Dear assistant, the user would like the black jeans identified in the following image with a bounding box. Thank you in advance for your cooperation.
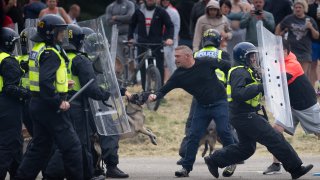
[15,97,83,180]
[210,112,302,173]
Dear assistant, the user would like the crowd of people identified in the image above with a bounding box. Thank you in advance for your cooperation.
[0,0,320,179]
[1,0,320,90]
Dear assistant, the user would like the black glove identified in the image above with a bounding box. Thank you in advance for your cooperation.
[257,83,264,93]
[4,85,31,101]
[120,87,127,96]
[140,91,151,103]
[102,91,110,101]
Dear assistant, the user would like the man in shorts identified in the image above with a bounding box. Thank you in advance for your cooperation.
[263,39,320,175]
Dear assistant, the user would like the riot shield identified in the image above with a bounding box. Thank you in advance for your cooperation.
[78,19,130,136]
[24,19,38,52]
[109,25,119,65]
[256,21,293,130]
[8,23,22,56]
[97,15,118,65]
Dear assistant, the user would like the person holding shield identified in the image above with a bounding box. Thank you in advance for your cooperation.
[263,39,320,175]
[203,42,313,179]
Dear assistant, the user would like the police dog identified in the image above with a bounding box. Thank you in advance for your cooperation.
[121,101,157,145]
[199,120,220,157]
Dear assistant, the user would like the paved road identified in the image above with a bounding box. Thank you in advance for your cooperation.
[6,155,320,179]
[117,155,320,180]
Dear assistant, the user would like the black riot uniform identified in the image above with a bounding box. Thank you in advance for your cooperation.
[44,24,110,180]
[0,27,30,180]
[15,15,83,180]
[204,42,313,179]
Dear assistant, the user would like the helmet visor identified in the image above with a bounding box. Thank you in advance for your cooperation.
[12,36,22,56]
[54,25,69,46]
[247,52,260,71]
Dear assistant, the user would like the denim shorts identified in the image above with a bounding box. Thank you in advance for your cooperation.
[312,42,320,61]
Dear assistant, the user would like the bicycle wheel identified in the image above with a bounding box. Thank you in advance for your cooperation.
[145,65,162,111]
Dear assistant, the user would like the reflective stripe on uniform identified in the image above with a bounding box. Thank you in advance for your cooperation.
[67,52,81,91]
[226,66,262,107]
[29,43,68,93]
[194,46,226,84]
[0,52,11,92]
[17,54,30,88]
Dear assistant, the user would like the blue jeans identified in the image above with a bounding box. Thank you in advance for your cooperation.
[182,99,234,171]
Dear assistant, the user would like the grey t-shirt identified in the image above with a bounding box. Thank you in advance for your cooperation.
[280,14,319,61]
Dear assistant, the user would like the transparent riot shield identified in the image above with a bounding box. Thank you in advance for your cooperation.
[110,25,119,65]
[97,15,118,65]
[24,19,38,52]
[78,19,130,136]
[257,21,293,130]
[8,23,22,56]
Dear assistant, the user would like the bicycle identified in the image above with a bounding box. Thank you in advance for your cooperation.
[117,41,164,111]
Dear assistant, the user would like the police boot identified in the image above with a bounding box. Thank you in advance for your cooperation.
[90,175,105,180]
[291,164,313,179]
[106,165,129,178]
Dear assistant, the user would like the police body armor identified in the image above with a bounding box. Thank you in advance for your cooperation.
[226,66,262,107]
[66,52,81,92]
[0,52,11,92]
[17,54,30,89]
[194,46,226,84]
[29,42,68,93]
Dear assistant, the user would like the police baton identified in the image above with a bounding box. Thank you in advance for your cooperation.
[57,78,95,113]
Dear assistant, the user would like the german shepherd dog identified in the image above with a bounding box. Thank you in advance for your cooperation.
[121,101,157,145]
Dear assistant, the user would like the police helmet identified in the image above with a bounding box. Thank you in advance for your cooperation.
[202,29,221,48]
[83,32,105,53]
[81,27,95,36]
[65,24,85,51]
[233,42,258,66]
[31,14,67,43]
[0,27,20,53]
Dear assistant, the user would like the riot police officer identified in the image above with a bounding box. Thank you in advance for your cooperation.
[194,29,230,84]
[0,27,30,180]
[15,14,84,180]
[82,27,130,179]
[44,24,110,180]
[204,42,313,179]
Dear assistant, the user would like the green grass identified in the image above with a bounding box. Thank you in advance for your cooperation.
[119,88,320,157]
